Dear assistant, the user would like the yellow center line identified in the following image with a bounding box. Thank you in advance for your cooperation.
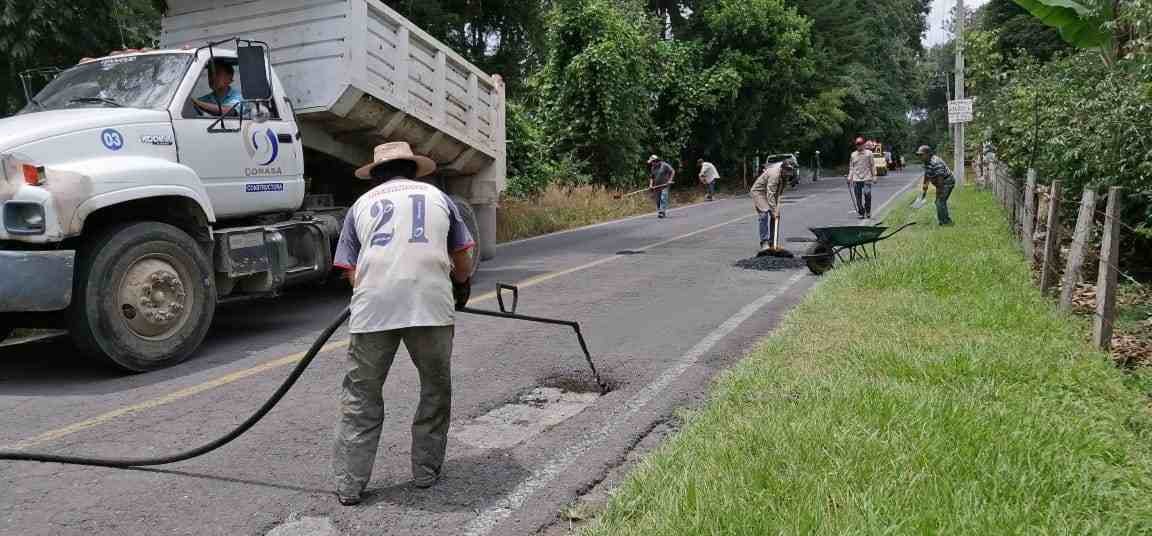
[2,214,752,452]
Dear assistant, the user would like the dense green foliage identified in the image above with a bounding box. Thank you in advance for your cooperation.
[925,0,1152,270]
[0,0,164,114]
[387,0,930,191]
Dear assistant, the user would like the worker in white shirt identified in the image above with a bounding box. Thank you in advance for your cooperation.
[331,142,476,506]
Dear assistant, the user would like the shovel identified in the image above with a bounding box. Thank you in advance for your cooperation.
[756,207,795,258]
[911,192,927,210]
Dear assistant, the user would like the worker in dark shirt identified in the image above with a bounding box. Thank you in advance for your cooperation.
[647,155,675,219]
[917,145,955,225]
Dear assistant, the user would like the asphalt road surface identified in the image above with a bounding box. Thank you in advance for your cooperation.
[0,170,920,536]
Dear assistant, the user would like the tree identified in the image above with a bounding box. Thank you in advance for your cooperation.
[0,0,164,115]
[535,0,661,185]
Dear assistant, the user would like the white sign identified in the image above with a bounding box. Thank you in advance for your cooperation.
[948,99,974,124]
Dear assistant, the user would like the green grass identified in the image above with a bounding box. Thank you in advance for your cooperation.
[586,187,1152,535]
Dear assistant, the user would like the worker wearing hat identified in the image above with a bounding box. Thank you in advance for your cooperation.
[917,145,955,225]
[332,142,476,505]
[847,137,877,219]
[750,157,797,253]
[647,155,676,218]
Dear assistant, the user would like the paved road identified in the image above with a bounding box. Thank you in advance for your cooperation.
[0,171,919,536]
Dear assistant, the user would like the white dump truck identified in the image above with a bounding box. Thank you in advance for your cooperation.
[0,0,506,370]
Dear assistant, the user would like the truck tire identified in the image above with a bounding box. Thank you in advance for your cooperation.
[70,222,217,371]
[449,195,482,280]
[0,325,12,344]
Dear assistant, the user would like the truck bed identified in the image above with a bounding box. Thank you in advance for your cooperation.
[160,0,506,183]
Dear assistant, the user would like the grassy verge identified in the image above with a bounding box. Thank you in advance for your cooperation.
[497,184,708,243]
[586,187,1152,534]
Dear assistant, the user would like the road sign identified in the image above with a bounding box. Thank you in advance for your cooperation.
[948,99,974,124]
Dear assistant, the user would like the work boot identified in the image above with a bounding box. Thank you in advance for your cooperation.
[657,211,666,219]
[336,490,362,506]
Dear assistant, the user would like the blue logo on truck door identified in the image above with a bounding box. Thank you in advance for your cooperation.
[101,129,124,151]
[243,124,279,166]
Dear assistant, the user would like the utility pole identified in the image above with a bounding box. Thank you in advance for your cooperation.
[954,0,966,186]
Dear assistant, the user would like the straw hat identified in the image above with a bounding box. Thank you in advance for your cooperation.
[355,142,437,180]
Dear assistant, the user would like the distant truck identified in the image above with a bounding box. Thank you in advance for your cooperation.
[871,142,888,176]
[0,0,506,370]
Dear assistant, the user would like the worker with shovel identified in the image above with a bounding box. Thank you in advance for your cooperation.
[751,157,798,255]
[331,142,476,506]
[917,144,955,225]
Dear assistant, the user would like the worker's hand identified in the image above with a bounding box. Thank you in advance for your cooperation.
[453,278,472,311]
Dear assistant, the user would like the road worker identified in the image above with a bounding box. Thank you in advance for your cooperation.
[917,145,956,225]
[648,155,676,218]
[331,142,476,506]
[848,137,877,219]
[750,157,797,253]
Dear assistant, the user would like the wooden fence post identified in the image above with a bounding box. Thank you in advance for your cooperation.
[1039,180,1062,294]
[1022,170,1037,262]
[1058,189,1098,312]
[1093,187,1122,350]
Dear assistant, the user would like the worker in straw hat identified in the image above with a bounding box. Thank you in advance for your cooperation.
[332,141,476,505]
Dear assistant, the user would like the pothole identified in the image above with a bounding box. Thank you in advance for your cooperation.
[540,372,620,394]
[733,255,807,271]
[452,385,602,450]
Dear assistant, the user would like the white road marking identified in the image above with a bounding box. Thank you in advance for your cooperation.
[461,272,807,536]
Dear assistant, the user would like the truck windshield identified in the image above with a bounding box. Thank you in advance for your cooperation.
[21,54,191,113]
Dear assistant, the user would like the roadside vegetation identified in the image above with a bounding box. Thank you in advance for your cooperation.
[497,185,709,242]
[585,188,1152,534]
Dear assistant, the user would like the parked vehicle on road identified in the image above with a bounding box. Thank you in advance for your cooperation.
[0,0,506,370]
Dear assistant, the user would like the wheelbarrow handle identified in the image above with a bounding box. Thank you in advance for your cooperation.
[877,222,917,241]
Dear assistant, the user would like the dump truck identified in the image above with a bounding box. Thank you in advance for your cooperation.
[0,0,506,370]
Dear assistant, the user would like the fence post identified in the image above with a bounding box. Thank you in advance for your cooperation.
[1093,187,1122,350]
[1058,189,1098,312]
[1022,170,1037,262]
[1012,177,1024,237]
[1039,180,1062,294]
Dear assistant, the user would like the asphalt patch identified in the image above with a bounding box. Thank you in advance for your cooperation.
[733,255,807,271]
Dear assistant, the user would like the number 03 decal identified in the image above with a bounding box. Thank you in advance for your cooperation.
[369,195,429,248]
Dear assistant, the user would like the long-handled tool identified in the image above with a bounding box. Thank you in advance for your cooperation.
[460,284,607,394]
[0,285,606,469]
[613,182,675,200]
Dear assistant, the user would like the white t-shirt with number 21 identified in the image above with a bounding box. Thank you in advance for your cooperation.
[334,178,475,334]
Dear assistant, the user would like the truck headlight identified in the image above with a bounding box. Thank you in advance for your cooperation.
[3,202,46,235]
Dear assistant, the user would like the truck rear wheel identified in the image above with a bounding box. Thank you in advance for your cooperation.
[70,222,216,371]
[450,195,482,280]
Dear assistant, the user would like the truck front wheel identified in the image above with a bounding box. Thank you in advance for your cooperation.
[70,222,217,371]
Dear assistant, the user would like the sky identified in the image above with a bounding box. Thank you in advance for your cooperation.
[924,0,990,47]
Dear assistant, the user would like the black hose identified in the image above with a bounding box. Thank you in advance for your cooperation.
[0,308,350,469]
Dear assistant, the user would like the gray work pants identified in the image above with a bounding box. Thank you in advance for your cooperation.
[333,326,454,495]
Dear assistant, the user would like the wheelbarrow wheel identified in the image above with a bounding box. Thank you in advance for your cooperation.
[803,243,835,275]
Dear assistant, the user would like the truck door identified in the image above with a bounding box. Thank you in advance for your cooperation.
[170,56,304,219]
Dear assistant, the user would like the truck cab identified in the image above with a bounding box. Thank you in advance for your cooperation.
[2,44,356,370]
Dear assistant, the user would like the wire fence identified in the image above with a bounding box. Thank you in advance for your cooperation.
[985,154,1148,352]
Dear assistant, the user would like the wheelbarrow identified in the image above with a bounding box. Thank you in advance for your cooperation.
[798,222,916,275]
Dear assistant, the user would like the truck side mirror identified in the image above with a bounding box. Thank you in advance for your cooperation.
[237,45,272,101]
